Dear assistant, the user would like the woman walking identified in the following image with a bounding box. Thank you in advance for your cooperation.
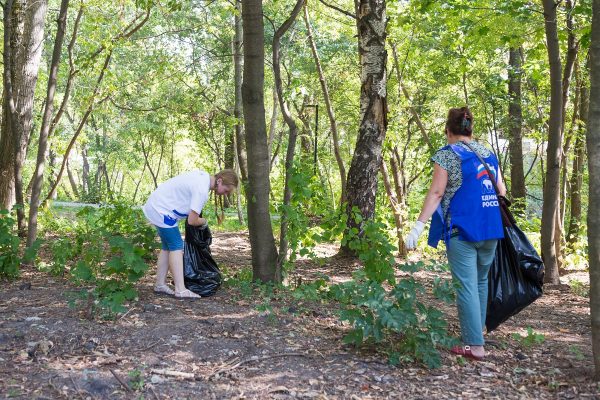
[405,107,505,360]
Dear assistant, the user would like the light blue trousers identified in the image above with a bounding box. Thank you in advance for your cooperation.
[446,237,498,346]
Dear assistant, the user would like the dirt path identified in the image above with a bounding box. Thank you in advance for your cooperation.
[0,231,597,399]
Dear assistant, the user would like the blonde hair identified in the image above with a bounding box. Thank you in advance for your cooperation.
[215,169,239,187]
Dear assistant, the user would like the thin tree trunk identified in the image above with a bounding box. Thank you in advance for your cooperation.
[66,160,79,199]
[304,3,346,202]
[541,0,564,284]
[342,0,388,254]
[380,159,405,256]
[567,73,588,245]
[242,0,279,283]
[554,0,580,269]
[140,137,158,189]
[132,163,147,204]
[26,0,69,247]
[508,46,526,209]
[561,0,579,135]
[268,86,279,163]
[390,145,405,205]
[390,43,433,153]
[587,0,600,378]
[233,0,248,183]
[232,129,245,225]
[273,0,305,271]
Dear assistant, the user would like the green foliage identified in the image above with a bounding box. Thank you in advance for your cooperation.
[290,275,330,302]
[512,327,545,348]
[256,299,278,325]
[0,209,21,279]
[223,266,255,299]
[321,212,456,368]
[128,368,145,391]
[39,238,76,276]
[62,203,157,317]
[0,208,42,280]
[281,160,333,272]
[331,267,456,368]
[568,279,590,298]
[568,345,585,361]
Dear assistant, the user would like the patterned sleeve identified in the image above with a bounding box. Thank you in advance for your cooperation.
[431,148,459,172]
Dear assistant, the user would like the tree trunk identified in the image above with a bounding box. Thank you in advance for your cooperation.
[507,46,526,209]
[233,0,248,183]
[567,75,588,246]
[242,0,279,283]
[561,0,579,135]
[66,160,79,199]
[587,0,600,379]
[232,130,245,225]
[380,159,405,256]
[0,0,48,231]
[341,0,387,254]
[267,87,279,163]
[304,4,347,203]
[554,0,580,269]
[26,0,69,247]
[541,0,563,284]
[273,0,305,271]
[390,43,433,153]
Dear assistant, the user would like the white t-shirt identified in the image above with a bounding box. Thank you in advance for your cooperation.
[143,170,210,228]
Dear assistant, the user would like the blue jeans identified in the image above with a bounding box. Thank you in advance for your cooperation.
[446,237,498,346]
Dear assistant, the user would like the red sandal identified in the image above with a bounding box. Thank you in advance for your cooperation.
[450,345,485,361]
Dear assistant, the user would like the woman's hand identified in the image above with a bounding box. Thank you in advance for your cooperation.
[188,210,207,227]
[405,221,426,250]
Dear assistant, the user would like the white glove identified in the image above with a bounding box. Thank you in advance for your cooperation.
[405,221,426,250]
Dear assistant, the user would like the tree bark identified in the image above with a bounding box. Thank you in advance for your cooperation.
[342,0,387,254]
[554,0,580,269]
[541,0,563,284]
[304,4,346,202]
[273,0,305,271]
[233,0,248,183]
[66,160,79,199]
[588,0,600,379]
[380,159,405,256]
[507,46,526,209]
[242,0,279,283]
[567,72,588,246]
[0,0,48,234]
[26,0,69,247]
[561,0,579,135]
[267,87,279,163]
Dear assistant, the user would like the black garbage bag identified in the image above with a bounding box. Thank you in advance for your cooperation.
[486,203,545,331]
[183,221,222,297]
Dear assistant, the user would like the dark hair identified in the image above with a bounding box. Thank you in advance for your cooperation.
[445,107,473,136]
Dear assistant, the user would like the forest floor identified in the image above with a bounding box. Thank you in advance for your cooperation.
[0,230,597,399]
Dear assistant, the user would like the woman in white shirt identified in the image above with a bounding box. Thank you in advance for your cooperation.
[143,169,238,299]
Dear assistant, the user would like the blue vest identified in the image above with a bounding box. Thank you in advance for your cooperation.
[428,143,504,248]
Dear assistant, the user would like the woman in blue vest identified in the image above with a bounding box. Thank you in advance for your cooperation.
[404,107,506,361]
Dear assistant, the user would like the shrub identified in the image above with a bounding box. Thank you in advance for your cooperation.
[0,209,21,279]
[66,202,157,317]
[0,208,41,279]
[316,210,457,368]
